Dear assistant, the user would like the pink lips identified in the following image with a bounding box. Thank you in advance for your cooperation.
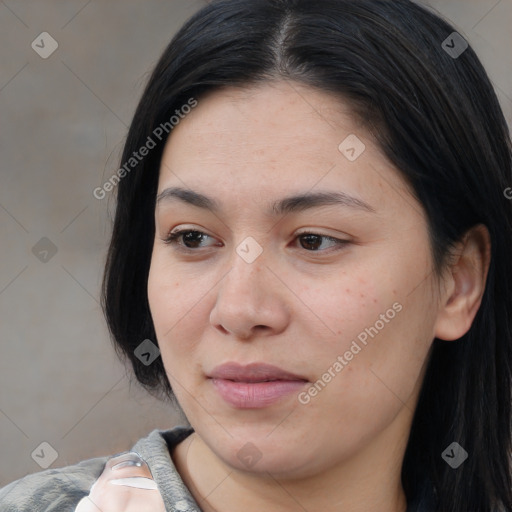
[208,362,308,409]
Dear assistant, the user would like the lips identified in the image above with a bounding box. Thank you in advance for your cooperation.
[208,362,308,383]
[208,362,308,408]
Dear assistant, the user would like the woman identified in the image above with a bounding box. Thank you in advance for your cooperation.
[1,0,511,510]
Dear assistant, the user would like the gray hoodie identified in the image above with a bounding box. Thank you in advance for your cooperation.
[0,426,199,512]
[0,425,435,511]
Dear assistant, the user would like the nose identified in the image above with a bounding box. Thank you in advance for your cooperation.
[209,249,290,340]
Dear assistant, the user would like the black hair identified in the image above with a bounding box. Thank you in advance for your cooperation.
[101,1,512,510]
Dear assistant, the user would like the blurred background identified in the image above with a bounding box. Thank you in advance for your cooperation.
[0,0,511,484]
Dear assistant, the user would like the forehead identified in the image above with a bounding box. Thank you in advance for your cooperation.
[157,81,413,214]
[163,82,357,170]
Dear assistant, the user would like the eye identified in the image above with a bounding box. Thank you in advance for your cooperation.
[295,232,349,252]
[163,229,220,250]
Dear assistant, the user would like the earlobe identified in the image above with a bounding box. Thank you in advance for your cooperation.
[434,224,491,342]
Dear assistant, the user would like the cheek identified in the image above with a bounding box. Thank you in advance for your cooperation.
[294,251,433,400]
[147,258,214,409]
[290,265,390,355]
[147,255,208,360]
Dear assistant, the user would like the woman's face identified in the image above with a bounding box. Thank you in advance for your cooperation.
[148,81,441,478]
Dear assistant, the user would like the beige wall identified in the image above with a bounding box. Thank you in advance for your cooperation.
[1,0,511,484]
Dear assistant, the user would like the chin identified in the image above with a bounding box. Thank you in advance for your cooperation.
[208,431,319,477]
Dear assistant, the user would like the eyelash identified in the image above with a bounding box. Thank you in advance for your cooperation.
[162,229,349,254]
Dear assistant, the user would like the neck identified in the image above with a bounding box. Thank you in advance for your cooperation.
[172,417,410,512]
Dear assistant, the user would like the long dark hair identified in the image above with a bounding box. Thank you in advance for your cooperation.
[101,1,512,510]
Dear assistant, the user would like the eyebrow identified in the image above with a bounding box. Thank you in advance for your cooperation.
[156,186,376,215]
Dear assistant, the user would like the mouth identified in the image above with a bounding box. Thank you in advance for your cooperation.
[208,362,308,408]
[219,377,304,383]
[208,362,308,383]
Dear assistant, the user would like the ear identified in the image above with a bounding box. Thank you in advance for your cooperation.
[434,224,491,341]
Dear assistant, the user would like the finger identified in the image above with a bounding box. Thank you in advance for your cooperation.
[83,451,165,511]
[110,477,159,490]
[109,452,145,471]
[100,452,154,481]
[74,496,103,512]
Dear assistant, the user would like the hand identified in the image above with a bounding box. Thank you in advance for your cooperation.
[74,452,166,512]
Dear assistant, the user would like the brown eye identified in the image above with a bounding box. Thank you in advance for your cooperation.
[164,229,217,249]
[297,233,345,252]
[181,231,207,248]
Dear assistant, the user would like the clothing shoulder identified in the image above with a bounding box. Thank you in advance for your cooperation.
[0,427,195,512]
[0,456,107,512]
[132,426,200,511]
